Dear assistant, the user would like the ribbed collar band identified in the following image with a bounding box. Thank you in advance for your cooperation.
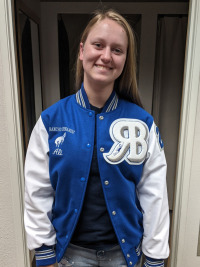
[76,83,118,113]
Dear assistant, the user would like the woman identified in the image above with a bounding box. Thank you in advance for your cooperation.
[24,9,169,267]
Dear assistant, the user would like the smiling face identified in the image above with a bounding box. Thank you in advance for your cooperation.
[79,18,128,92]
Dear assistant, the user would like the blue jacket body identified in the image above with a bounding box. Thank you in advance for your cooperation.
[24,85,169,267]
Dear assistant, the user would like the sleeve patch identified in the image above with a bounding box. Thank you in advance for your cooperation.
[155,124,164,151]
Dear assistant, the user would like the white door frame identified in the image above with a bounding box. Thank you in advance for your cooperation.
[1,0,199,266]
[170,0,200,266]
[0,0,30,266]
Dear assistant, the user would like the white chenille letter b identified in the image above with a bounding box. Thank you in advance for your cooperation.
[103,119,149,165]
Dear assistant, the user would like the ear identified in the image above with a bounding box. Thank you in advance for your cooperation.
[79,42,84,61]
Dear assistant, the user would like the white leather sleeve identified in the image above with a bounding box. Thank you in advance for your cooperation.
[137,121,170,259]
[24,116,56,250]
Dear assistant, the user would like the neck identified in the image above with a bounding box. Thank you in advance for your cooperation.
[83,80,114,108]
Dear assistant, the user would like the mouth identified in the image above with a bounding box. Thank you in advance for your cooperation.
[95,64,112,70]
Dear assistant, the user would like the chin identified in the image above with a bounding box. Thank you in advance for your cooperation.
[92,75,115,84]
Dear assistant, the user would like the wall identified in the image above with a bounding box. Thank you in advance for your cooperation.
[183,83,200,264]
[0,54,18,266]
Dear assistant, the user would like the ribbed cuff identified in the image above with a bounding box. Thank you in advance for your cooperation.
[143,256,164,267]
[35,245,56,266]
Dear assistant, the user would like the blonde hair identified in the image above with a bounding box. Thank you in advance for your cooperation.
[75,9,143,107]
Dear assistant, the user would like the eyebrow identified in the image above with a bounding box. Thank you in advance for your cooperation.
[91,37,127,48]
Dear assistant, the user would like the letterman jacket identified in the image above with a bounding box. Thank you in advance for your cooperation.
[24,84,170,267]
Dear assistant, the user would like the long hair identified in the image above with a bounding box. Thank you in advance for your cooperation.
[75,9,143,108]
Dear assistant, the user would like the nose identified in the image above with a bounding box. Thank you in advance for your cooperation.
[101,47,112,63]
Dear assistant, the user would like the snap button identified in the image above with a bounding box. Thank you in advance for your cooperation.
[122,239,125,243]
[112,211,116,215]
[129,261,133,265]
[65,235,68,239]
[99,116,104,120]
[89,112,93,117]
[74,209,78,213]
[87,143,91,148]
[104,180,109,185]
[100,147,104,152]
[127,254,130,258]
[97,250,105,257]
[80,177,86,182]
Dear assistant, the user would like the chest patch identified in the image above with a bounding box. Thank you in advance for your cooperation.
[53,132,66,155]
[103,119,149,165]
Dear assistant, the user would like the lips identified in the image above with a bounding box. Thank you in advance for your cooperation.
[95,64,112,70]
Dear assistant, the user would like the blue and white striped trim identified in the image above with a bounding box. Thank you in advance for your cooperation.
[76,90,86,108]
[106,94,118,112]
[35,248,56,261]
[144,258,164,267]
[76,85,119,112]
[135,240,142,256]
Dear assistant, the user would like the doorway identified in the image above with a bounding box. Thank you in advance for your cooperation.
[10,1,196,267]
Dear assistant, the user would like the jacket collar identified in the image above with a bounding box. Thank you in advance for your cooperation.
[76,83,118,113]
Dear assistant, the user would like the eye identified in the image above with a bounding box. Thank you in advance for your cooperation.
[93,43,103,49]
[112,48,123,54]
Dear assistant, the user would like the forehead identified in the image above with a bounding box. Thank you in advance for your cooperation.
[87,18,128,46]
